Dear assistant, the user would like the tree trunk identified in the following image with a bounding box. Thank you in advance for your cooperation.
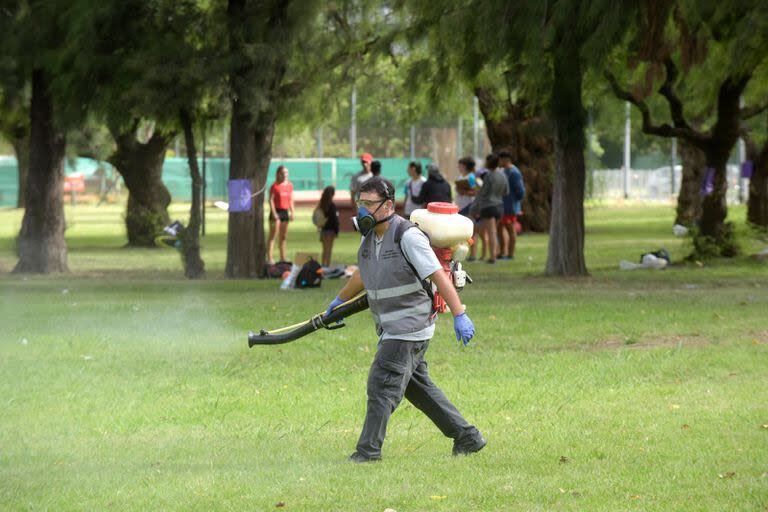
[545,48,588,276]
[475,88,553,232]
[108,125,173,246]
[179,109,205,279]
[13,69,68,273]
[746,118,768,229]
[694,142,738,257]
[675,138,706,226]
[695,157,735,256]
[225,100,276,278]
[748,154,768,228]
[10,130,30,209]
[692,76,746,257]
[225,0,285,279]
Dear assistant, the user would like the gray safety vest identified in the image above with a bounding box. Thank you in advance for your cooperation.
[358,215,436,336]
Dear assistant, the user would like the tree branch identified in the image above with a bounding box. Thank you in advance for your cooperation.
[657,57,698,134]
[278,35,380,98]
[741,102,768,120]
[604,70,708,145]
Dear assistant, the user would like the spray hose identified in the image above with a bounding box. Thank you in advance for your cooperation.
[247,292,370,347]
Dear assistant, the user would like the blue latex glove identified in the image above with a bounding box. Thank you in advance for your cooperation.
[453,312,475,346]
[325,296,345,321]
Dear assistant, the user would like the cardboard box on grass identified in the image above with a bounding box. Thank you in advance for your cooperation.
[294,252,319,266]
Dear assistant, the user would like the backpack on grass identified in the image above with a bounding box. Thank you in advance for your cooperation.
[295,258,323,288]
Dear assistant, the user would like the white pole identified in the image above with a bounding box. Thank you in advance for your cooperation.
[409,124,416,160]
[738,97,746,203]
[350,86,357,158]
[623,102,631,199]
[738,137,746,204]
[316,127,324,188]
[472,96,479,161]
[223,124,229,158]
[671,137,677,196]
[457,116,463,158]
[587,108,594,199]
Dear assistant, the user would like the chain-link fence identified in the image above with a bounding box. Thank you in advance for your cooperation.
[588,165,746,203]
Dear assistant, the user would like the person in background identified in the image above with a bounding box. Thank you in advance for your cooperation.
[470,154,509,264]
[350,153,374,206]
[411,163,452,206]
[267,165,294,264]
[371,160,382,177]
[498,151,525,260]
[315,186,340,267]
[455,156,481,261]
[403,161,427,218]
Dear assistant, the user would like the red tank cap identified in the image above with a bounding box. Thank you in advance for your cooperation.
[427,202,458,214]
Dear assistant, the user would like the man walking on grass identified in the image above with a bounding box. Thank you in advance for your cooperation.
[325,177,486,462]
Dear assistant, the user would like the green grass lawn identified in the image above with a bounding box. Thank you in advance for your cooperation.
[1,202,767,511]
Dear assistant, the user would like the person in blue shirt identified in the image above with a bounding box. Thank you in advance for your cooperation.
[498,151,525,260]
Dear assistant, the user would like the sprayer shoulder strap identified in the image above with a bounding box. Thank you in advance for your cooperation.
[393,220,435,302]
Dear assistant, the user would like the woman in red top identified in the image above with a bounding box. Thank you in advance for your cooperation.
[267,165,294,264]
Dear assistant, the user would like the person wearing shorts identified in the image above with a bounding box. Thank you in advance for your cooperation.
[315,186,340,267]
[498,151,525,260]
[455,157,482,260]
[267,165,294,264]
[470,154,509,264]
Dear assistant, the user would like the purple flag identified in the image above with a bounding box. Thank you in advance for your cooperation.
[228,179,252,212]
[741,160,754,179]
[700,167,715,197]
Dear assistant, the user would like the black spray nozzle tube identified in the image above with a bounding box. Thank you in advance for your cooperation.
[247,293,370,347]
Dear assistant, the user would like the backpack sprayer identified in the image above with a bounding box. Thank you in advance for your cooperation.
[248,202,473,346]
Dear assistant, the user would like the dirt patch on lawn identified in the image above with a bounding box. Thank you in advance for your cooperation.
[587,331,768,351]
[591,335,713,351]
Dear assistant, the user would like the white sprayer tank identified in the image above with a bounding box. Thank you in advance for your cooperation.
[410,202,474,250]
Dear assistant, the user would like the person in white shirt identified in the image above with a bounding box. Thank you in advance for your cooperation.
[403,161,427,218]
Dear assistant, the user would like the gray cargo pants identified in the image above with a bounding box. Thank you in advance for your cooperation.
[355,339,482,458]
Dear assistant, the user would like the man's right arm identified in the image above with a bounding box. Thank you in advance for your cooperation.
[336,268,364,301]
[326,268,365,318]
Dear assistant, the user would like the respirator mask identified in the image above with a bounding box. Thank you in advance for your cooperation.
[353,199,393,236]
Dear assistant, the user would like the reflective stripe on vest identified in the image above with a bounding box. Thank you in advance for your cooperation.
[358,215,435,336]
[367,281,424,301]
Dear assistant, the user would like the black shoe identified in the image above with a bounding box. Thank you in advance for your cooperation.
[348,452,381,463]
[452,436,487,456]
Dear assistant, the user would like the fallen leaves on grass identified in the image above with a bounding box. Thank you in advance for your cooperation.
[681,424,690,430]
[275,502,286,508]
[668,403,681,410]
[430,496,446,500]
[630,495,642,500]
[718,472,735,479]
[761,424,768,430]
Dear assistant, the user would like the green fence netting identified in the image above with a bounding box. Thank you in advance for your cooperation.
[0,156,431,207]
